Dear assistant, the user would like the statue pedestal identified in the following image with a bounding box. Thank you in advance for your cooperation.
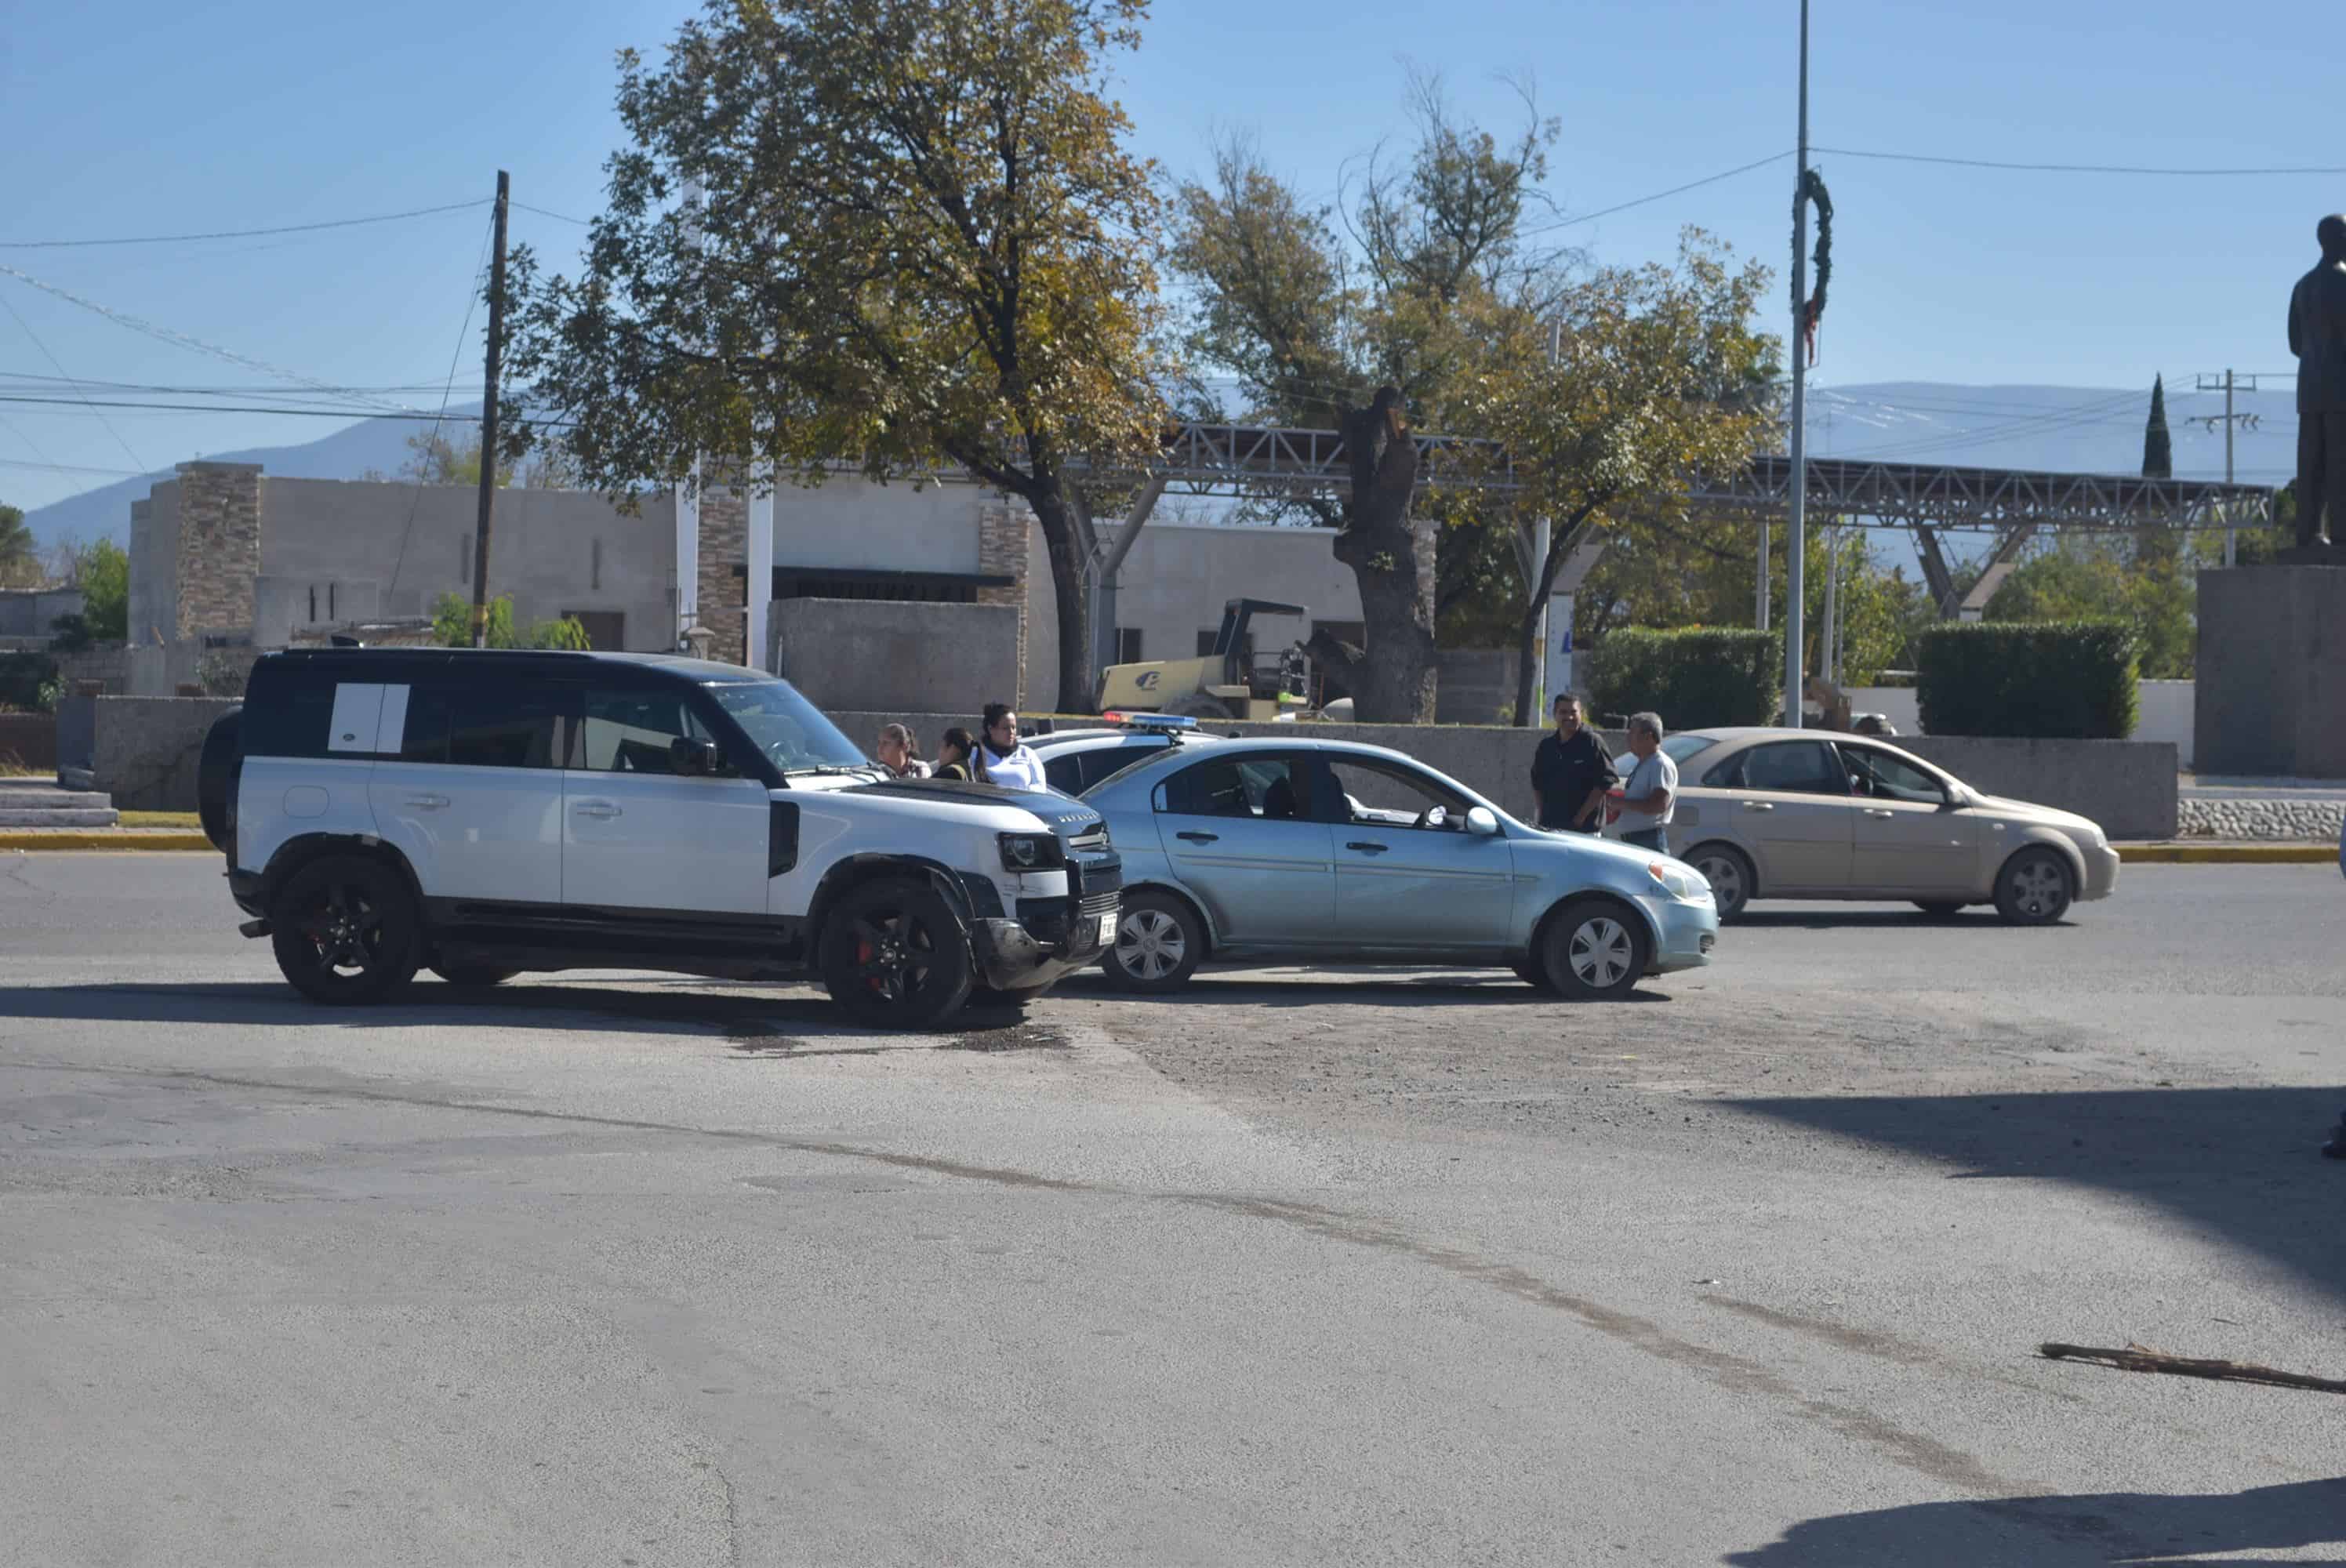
[2196,563,2346,778]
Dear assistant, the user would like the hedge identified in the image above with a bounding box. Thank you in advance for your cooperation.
[1915,620,2138,739]
[1582,628,1781,730]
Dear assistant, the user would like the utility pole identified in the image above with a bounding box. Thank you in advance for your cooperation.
[2192,370,2260,567]
[1783,0,1811,727]
[469,170,510,648]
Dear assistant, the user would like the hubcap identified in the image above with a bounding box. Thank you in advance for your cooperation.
[1117,908,1186,981]
[1568,916,1633,989]
[849,911,934,1004]
[2012,859,2066,918]
[1694,853,1745,913]
[300,884,383,975]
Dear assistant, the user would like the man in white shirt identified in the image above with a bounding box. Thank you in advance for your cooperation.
[1614,710,1677,855]
[975,702,1050,793]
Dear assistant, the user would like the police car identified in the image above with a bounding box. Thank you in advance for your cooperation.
[1030,712,1226,796]
[197,648,1120,1029]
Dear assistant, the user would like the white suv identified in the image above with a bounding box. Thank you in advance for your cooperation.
[197,648,1120,1028]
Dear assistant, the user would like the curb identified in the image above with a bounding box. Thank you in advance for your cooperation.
[0,831,215,852]
[2116,843,2339,865]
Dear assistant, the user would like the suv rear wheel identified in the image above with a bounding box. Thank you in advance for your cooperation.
[819,878,975,1029]
[271,855,422,1005]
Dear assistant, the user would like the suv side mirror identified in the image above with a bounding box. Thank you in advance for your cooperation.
[1466,805,1500,837]
[670,736,722,776]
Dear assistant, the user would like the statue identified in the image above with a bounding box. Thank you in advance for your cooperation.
[2287,214,2346,552]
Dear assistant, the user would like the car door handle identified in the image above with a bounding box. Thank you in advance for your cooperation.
[1864,808,1895,818]
[402,793,449,810]
[1346,840,1389,854]
[1176,830,1218,844]
[1741,801,1774,813]
[572,800,622,819]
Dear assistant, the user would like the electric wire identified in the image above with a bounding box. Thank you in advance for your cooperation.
[0,287,152,477]
[388,210,496,603]
[0,199,489,251]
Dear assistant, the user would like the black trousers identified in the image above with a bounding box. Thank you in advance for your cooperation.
[2298,411,2346,548]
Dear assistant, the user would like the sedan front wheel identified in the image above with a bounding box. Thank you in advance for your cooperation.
[1993,847,2075,926]
[1539,898,1651,1002]
[1102,891,1204,993]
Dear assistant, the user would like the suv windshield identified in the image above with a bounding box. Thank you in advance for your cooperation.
[706,679,869,771]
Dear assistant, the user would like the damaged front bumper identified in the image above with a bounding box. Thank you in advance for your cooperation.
[970,897,1119,992]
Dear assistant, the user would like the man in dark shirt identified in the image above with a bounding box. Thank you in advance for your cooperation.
[1531,694,1616,833]
[2289,214,2346,550]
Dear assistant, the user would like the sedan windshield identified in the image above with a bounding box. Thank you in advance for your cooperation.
[706,679,868,771]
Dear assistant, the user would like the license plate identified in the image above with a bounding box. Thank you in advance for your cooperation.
[1093,911,1117,948]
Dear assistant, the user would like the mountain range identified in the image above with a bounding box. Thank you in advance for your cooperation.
[20,382,2297,554]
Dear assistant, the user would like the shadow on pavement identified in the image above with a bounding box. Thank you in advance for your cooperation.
[0,980,1033,1040]
[1056,971,1672,1007]
[1726,1475,2346,1566]
[1732,908,2065,931]
[1734,1086,2346,1307]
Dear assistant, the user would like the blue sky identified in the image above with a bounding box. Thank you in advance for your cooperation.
[2,0,2334,516]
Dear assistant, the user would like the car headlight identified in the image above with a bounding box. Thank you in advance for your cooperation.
[998,833,1066,872]
[1646,860,1709,902]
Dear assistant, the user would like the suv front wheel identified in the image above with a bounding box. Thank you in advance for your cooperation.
[270,855,423,1005]
[819,878,975,1029]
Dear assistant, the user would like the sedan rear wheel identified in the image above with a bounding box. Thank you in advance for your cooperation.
[1993,848,2074,926]
[1538,898,1651,1002]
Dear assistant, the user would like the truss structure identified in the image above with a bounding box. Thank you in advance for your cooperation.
[1692,456,2274,533]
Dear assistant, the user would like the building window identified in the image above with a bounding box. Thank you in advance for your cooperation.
[307,585,318,622]
[765,568,1008,604]
[564,610,625,652]
[1116,627,1143,662]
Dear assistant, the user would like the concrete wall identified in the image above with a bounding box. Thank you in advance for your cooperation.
[772,599,1021,717]
[0,588,83,637]
[1893,736,2177,840]
[2197,564,2346,779]
[78,695,238,811]
[1841,681,2195,769]
[0,713,56,770]
[774,478,987,575]
[1435,648,1521,727]
[128,487,177,648]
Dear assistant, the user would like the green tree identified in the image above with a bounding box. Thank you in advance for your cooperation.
[1984,537,2196,678]
[76,539,129,641]
[429,592,589,651]
[503,0,1168,713]
[2141,374,2173,480]
[1451,233,1778,721]
[1167,81,1564,720]
[0,503,38,590]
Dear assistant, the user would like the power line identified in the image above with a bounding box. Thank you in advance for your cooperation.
[0,286,152,476]
[390,208,498,601]
[0,198,488,251]
[1812,145,2346,176]
[512,201,593,227]
[1518,151,1794,237]
[0,455,151,477]
[0,372,466,398]
[0,394,470,421]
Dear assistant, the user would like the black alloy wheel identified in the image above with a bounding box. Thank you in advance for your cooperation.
[819,879,975,1029]
[270,856,422,1005]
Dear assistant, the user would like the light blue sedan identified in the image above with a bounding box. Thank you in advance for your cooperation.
[1080,737,1719,1000]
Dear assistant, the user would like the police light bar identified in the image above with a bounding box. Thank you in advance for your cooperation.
[1102,711,1200,731]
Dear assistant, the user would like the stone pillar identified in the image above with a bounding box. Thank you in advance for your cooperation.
[695,486,748,666]
[2195,563,2346,778]
[173,462,263,641]
[976,500,1031,707]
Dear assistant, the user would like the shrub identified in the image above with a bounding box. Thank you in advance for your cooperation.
[0,652,58,713]
[1915,620,2138,739]
[1582,627,1781,730]
[429,591,590,651]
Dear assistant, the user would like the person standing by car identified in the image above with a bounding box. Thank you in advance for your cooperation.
[933,727,979,782]
[876,723,930,778]
[977,702,1050,792]
[1531,693,1616,833]
[1614,711,1678,855]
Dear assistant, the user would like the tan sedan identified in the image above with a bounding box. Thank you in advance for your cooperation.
[1642,728,2120,924]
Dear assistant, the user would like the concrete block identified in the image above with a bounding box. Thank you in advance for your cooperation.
[2196,564,2346,779]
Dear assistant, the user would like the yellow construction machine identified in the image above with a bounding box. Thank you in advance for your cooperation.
[1097,597,1314,721]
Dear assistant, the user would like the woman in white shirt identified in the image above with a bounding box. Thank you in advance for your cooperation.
[975,702,1050,792]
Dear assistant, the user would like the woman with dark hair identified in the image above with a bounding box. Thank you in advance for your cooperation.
[934,727,980,782]
[975,702,1048,792]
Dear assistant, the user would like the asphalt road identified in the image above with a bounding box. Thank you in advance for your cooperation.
[3,854,2343,1566]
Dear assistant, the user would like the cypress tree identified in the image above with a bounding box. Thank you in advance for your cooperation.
[2141,375,2174,479]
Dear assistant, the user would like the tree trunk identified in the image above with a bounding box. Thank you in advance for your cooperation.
[1024,477,1099,716]
[1511,613,1542,729]
[1331,389,1436,724]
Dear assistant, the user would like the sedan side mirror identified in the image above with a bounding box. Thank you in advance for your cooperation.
[670,736,723,776]
[1466,805,1501,837]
